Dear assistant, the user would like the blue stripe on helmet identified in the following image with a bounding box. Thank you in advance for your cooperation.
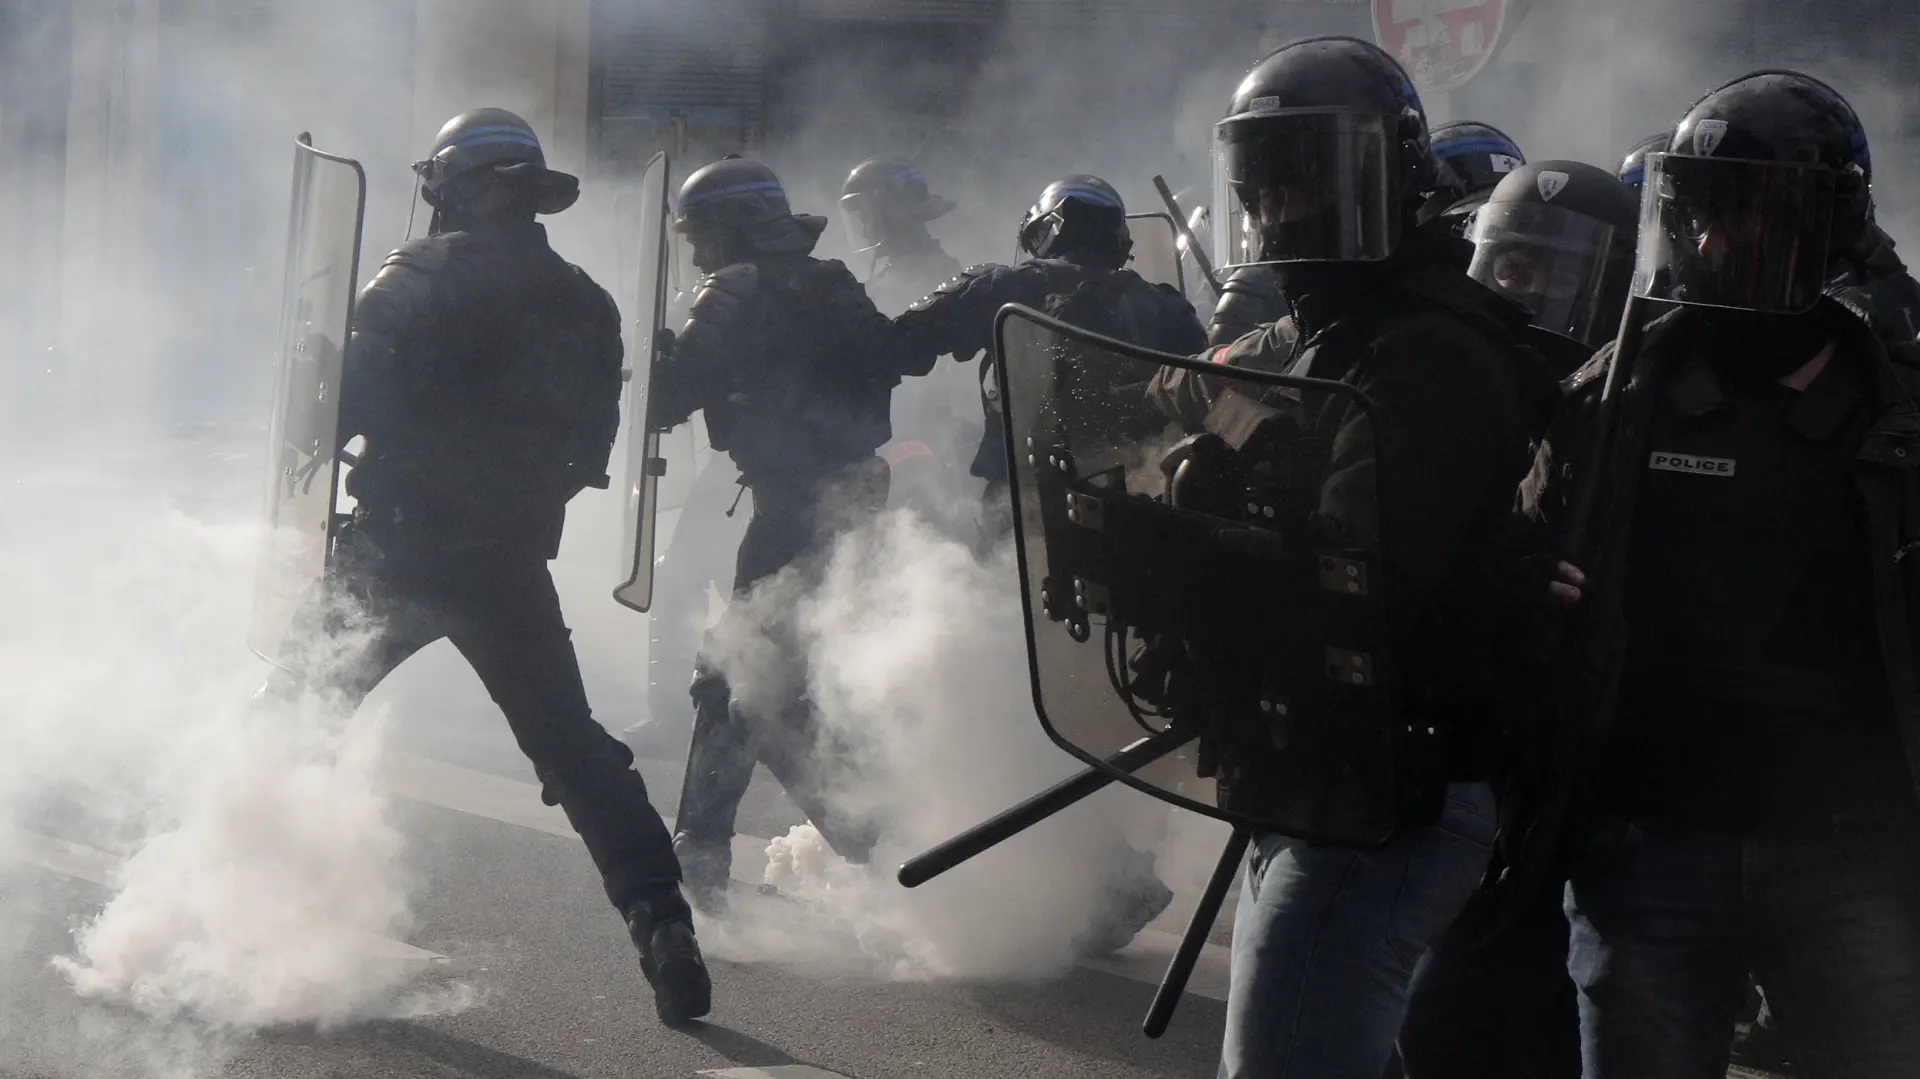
[680,179,787,209]
[1621,165,1645,185]
[1056,184,1124,209]
[436,134,543,156]
[1432,136,1522,159]
[436,125,541,154]
[890,166,923,186]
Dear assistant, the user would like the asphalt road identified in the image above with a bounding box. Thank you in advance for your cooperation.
[1,715,1232,1079]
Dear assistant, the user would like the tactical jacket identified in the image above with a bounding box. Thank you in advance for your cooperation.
[1520,300,1920,824]
[1830,224,1920,346]
[652,251,898,499]
[864,233,963,317]
[892,255,1207,481]
[1204,230,1537,787]
[343,220,623,558]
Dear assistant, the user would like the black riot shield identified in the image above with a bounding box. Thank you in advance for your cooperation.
[249,135,366,663]
[1125,212,1188,298]
[994,305,1442,846]
[614,151,674,612]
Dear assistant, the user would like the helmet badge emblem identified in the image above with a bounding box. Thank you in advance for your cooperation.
[1694,120,1729,156]
[1537,171,1570,201]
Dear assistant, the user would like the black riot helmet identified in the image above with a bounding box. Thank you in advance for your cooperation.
[840,156,956,255]
[1214,37,1440,269]
[675,155,827,271]
[1430,121,1526,217]
[1617,131,1671,195]
[1636,70,1873,314]
[412,108,579,227]
[1469,161,1640,348]
[1016,175,1132,266]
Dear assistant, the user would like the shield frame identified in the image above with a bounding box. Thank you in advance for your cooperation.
[991,303,1425,844]
[248,134,367,666]
[1124,211,1189,297]
[614,150,676,613]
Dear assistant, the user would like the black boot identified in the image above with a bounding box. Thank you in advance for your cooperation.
[626,888,712,1026]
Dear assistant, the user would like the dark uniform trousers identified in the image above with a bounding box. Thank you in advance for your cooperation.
[675,457,889,864]
[271,522,682,915]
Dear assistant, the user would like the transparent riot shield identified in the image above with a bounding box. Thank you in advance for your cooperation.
[1125,211,1188,297]
[614,151,675,612]
[613,170,699,517]
[249,135,367,663]
[994,305,1441,845]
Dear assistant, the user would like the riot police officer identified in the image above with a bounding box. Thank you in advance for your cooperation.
[889,175,1203,951]
[892,175,1207,533]
[1529,71,1920,1078]
[1431,120,1528,222]
[1203,39,1536,1079]
[840,156,962,316]
[653,156,899,908]
[282,109,710,1025]
[840,156,976,525]
[1393,160,1641,1079]
[1617,130,1672,195]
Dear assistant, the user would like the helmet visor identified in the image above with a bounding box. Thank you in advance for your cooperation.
[1633,153,1835,314]
[1469,203,1634,348]
[840,191,886,254]
[1214,111,1402,268]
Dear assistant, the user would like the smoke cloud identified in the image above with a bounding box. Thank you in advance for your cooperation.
[697,506,1183,981]
[6,1,1920,1075]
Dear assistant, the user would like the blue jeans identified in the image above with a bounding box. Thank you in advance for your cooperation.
[1567,821,1920,1079]
[1218,782,1496,1079]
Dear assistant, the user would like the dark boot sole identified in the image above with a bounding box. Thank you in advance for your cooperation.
[645,951,712,1026]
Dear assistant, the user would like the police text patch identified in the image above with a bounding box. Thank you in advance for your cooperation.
[1649,451,1736,477]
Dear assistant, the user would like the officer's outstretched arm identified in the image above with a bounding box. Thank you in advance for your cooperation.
[890,264,1010,377]
[343,248,439,448]
[652,263,759,429]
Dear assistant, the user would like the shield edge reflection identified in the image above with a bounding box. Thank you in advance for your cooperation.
[613,150,675,613]
[248,134,367,668]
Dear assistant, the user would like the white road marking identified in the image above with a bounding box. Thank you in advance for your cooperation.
[381,751,1231,1001]
[698,1059,856,1067]
[0,826,445,964]
[699,1068,857,1079]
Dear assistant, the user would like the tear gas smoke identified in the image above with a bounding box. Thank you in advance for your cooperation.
[698,505,1194,981]
[0,452,476,1075]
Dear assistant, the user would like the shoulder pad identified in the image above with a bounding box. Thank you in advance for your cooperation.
[1563,348,1613,395]
[698,262,761,302]
[807,257,860,285]
[381,236,452,275]
[905,263,1000,313]
[569,264,621,321]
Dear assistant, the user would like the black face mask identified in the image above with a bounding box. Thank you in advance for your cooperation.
[1702,307,1835,383]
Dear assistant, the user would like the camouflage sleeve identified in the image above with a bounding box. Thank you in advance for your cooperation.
[1145,318,1292,428]
[343,240,446,448]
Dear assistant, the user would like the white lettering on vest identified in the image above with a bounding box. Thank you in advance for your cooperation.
[1648,451,1737,477]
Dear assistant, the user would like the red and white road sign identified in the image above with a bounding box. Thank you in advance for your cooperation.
[1372,0,1508,94]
